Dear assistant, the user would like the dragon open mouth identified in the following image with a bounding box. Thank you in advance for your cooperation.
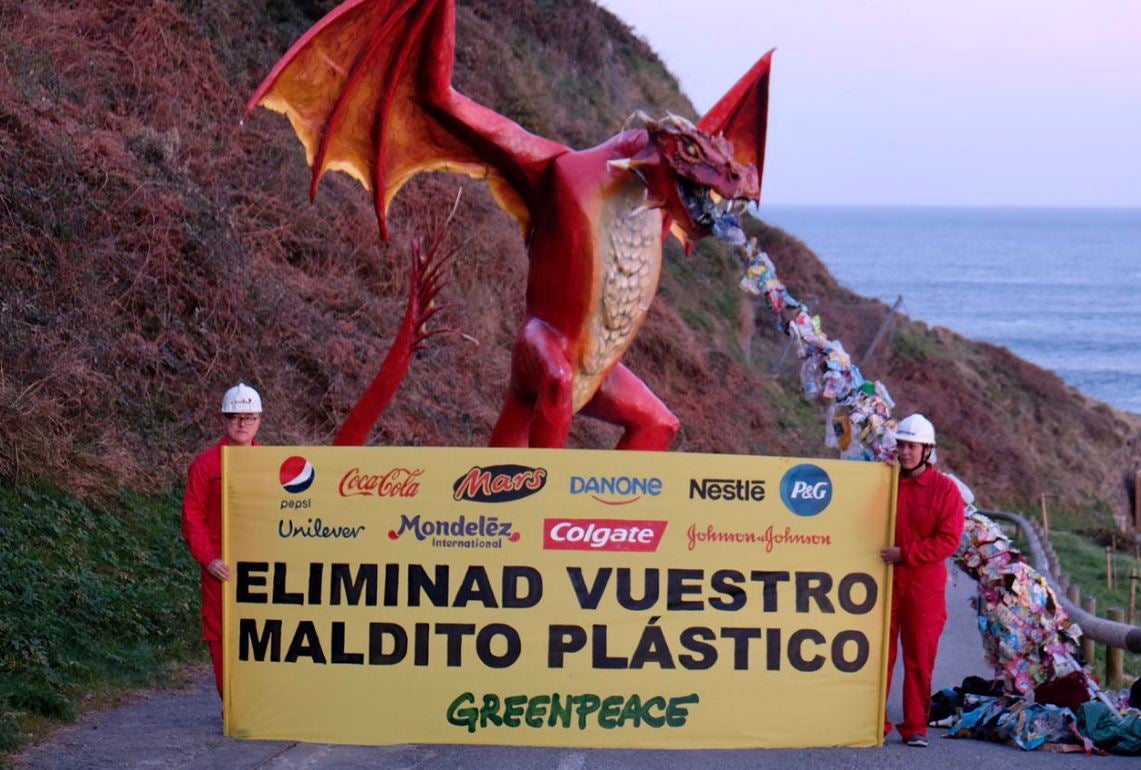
[679,180,750,232]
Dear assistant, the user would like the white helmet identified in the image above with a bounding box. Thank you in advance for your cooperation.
[896,413,936,445]
[221,383,262,413]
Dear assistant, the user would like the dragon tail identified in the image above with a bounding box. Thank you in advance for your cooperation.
[333,235,454,445]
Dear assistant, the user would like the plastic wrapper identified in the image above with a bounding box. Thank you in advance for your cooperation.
[949,696,1093,752]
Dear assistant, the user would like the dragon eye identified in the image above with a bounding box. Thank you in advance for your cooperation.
[680,139,701,162]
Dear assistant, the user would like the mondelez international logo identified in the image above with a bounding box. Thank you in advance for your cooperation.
[779,463,832,516]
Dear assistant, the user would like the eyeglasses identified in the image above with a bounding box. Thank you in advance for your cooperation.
[224,414,261,425]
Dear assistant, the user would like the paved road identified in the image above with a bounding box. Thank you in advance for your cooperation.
[14,568,1132,769]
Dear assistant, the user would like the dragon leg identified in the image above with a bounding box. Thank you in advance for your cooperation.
[489,318,574,448]
[580,363,680,451]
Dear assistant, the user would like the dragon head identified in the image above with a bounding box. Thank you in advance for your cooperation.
[614,113,759,240]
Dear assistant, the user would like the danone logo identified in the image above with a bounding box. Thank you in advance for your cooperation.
[779,464,832,516]
[279,456,315,494]
[569,475,662,505]
[452,465,547,503]
[543,518,667,552]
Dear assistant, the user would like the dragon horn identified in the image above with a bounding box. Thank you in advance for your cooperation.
[607,157,652,172]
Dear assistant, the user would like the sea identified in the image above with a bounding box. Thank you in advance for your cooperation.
[759,205,1141,415]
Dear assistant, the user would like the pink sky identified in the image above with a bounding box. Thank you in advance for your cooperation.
[596,0,1141,207]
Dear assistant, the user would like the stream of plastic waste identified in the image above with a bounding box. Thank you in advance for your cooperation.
[710,212,1119,729]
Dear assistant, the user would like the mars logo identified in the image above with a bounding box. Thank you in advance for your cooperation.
[452,465,547,503]
[279,456,315,494]
[569,475,662,505]
[779,464,832,517]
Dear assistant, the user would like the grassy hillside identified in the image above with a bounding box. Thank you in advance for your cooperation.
[2,0,1137,517]
[0,483,200,754]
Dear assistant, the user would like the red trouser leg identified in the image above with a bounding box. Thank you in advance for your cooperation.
[884,576,947,738]
[208,640,223,698]
[897,587,947,738]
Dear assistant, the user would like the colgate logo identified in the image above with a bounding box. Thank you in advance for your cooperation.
[543,518,667,552]
[339,467,423,498]
[452,465,547,503]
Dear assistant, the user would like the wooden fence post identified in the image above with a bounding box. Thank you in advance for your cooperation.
[1081,596,1097,666]
[1130,569,1138,626]
[1111,534,1118,589]
[1135,469,1141,530]
[1106,547,1115,591]
[1040,494,1050,538]
[1106,608,1125,690]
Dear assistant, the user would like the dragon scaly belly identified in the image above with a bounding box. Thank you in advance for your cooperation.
[573,183,663,411]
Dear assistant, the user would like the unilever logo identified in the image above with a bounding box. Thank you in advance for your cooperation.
[279,455,316,494]
[779,464,832,517]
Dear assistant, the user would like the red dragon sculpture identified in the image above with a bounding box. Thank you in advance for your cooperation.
[246,0,772,450]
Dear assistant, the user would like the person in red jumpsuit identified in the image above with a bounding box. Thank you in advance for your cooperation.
[880,413,964,747]
[182,382,262,698]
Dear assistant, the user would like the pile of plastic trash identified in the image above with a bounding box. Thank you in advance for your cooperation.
[954,500,1085,696]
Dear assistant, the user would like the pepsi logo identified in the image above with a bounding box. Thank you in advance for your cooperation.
[280,456,316,494]
[779,464,832,517]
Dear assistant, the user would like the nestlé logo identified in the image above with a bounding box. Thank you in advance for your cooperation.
[543,518,667,552]
[452,465,547,503]
[569,475,661,505]
[779,464,832,517]
[689,478,765,502]
[339,467,423,498]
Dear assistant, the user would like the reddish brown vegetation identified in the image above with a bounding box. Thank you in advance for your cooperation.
[1,0,1137,520]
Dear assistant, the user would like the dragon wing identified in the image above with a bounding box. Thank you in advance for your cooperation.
[698,49,774,199]
[245,0,567,239]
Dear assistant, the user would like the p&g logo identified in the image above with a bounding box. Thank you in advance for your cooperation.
[779,464,832,517]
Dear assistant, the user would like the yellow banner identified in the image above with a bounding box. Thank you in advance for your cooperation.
[223,447,896,748]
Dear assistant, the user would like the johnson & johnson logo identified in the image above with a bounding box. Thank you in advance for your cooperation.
[452,465,547,503]
[338,467,423,498]
[543,518,667,552]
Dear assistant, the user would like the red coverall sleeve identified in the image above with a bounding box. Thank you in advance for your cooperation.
[181,458,218,568]
[901,480,965,567]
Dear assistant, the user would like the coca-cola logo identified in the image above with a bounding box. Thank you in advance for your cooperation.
[543,518,667,552]
[338,467,424,498]
[452,465,547,503]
